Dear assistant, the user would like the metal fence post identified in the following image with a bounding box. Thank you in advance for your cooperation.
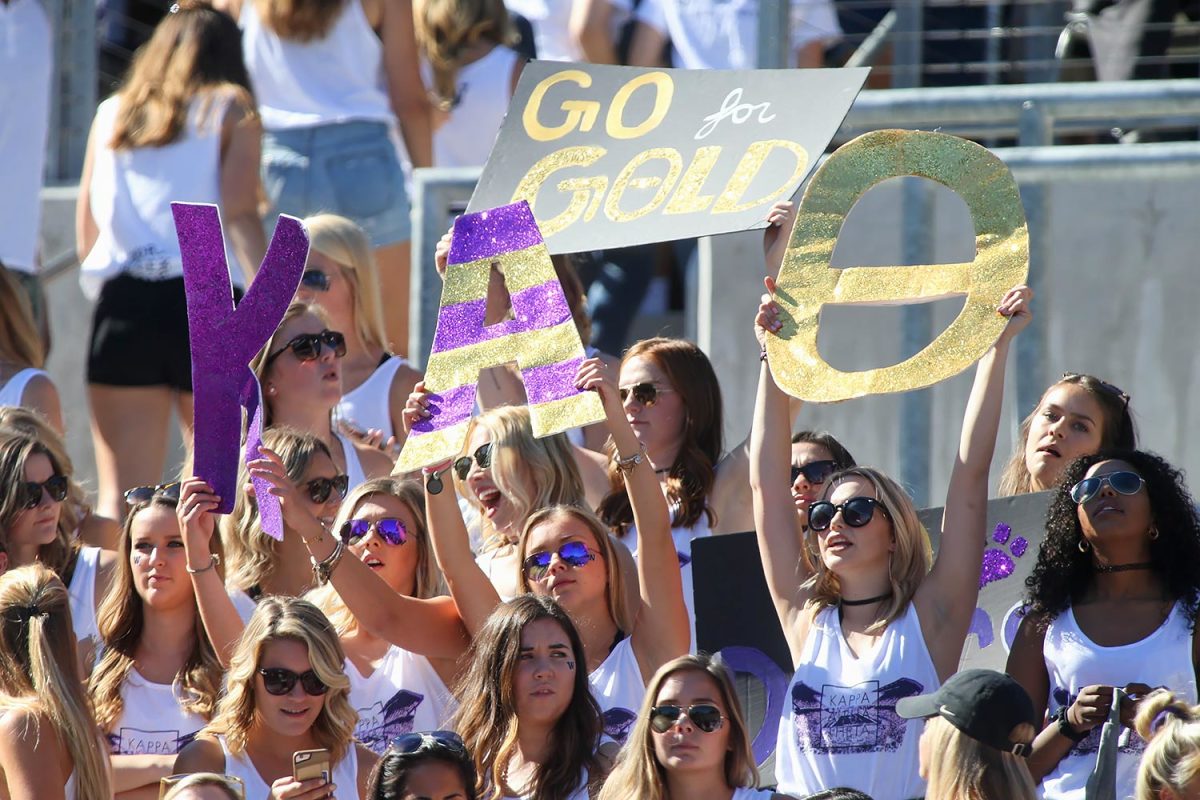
[44,0,95,182]
[893,0,924,89]
[1014,101,1054,428]
[899,178,935,507]
[756,0,791,69]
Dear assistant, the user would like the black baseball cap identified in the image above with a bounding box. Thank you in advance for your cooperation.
[896,669,1036,756]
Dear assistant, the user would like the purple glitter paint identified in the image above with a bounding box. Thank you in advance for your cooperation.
[522,358,585,405]
[447,201,542,264]
[993,522,1012,544]
[431,280,573,353]
[409,385,478,435]
[174,203,307,540]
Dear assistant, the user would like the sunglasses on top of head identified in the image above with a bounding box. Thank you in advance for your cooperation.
[791,460,838,486]
[123,481,181,506]
[18,475,69,509]
[264,330,347,368]
[649,703,725,734]
[258,667,327,696]
[304,474,349,504]
[1062,372,1131,411]
[807,497,891,533]
[453,442,493,481]
[300,269,331,292]
[339,517,408,546]
[522,541,596,580]
[389,730,468,757]
[618,382,675,408]
[1070,470,1145,505]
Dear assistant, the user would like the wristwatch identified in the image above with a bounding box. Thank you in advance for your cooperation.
[1055,706,1088,743]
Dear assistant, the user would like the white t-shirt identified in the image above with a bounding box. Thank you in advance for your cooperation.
[429,46,521,169]
[218,734,358,798]
[635,0,841,69]
[67,546,101,665]
[504,0,630,61]
[346,644,457,754]
[107,669,207,756]
[731,789,777,799]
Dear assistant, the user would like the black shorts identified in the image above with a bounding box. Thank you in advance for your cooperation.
[87,274,194,390]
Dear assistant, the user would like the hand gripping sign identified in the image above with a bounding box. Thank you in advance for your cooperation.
[174,203,307,540]
[765,130,1030,402]
[395,201,605,473]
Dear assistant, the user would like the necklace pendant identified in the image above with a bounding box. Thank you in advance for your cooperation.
[426,472,444,495]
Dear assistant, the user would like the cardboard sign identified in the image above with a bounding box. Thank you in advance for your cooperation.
[468,63,869,253]
[175,203,308,540]
[694,490,1052,772]
[395,201,605,472]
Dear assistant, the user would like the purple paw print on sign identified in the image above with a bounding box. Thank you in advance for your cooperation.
[980,522,1028,589]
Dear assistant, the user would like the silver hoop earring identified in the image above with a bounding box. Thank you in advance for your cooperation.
[1149,526,1160,541]
[1078,538,1090,553]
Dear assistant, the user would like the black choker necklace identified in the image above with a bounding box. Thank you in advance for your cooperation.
[654,467,670,475]
[840,592,893,606]
[1094,561,1154,574]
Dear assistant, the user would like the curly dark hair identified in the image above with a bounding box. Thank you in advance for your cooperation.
[1024,449,1200,628]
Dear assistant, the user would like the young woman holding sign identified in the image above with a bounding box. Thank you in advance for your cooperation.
[1006,449,1200,800]
[752,278,1032,798]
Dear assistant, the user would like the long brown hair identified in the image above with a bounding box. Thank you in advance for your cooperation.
[598,338,721,534]
[255,0,348,40]
[0,432,77,577]
[415,0,516,111]
[0,268,43,369]
[450,596,603,800]
[110,2,254,150]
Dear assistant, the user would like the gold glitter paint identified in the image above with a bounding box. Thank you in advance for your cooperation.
[425,321,589,388]
[766,129,1029,403]
[712,140,809,215]
[664,146,723,215]
[441,243,561,306]
[531,392,608,436]
[395,420,473,474]
[604,148,684,222]
[511,146,608,236]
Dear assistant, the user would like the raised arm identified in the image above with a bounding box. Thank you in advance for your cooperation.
[381,0,433,167]
[218,97,266,283]
[915,286,1032,679]
[177,477,245,667]
[570,0,618,64]
[577,358,689,675]
[248,448,469,658]
[750,279,812,667]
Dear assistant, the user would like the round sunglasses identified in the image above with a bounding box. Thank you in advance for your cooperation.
[649,703,725,734]
[258,667,328,696]
[340,517,408,546]
[618,382,675,408]
[791,460,838,486]
[304,474,349,504]
[454,442,493,481]
[807,497,891,533]
[1070,470,1145,505]
[18,475,68,509]
[522,541,596,581]
[264,330,347,368]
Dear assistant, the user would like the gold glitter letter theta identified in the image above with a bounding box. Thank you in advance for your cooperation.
[765,130,1029,403]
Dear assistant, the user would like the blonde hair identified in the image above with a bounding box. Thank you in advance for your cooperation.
[222,426,334,593]
[0,268,43,368]
[89,496,225,733]
[0,565,113,800]
[304,214,389,353]
[162,772,245,800]
[460,406,586,547]
[804,467,932,634]
[307,478,444,635]
[599,654,758,800]
[518,505,634,633]
[415,0,516,111]
[922,716,1037,800]
[202,596,357,762]
[109,2,255,150]
[255,0,346,40]
[1134,690,1200,800]
[251,301,335,427]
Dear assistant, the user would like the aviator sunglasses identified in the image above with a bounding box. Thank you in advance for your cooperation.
[522,541,596,580]
[807,497,891,533]
[340,517,408,546]
[649,703,725,734]
[304,474,349,504]
[1070,470,1145,505]
[258,667,328,696]
[124,481,181,506]
[453,442,493,481]
[263,330,347,368]
[618,382,675,408]
[389,730,467,756]
[791,460,838,486]
[19,475,68,509]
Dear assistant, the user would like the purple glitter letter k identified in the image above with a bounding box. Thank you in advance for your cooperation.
[174,203,308,540]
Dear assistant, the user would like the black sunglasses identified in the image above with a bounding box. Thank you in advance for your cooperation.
[791,460,838,486]
[258,667,328,696]
[618,382,674,408]
[650,703,725,734]
[123,482,181,506]
[264,330,347,368]
[522,541,596,581]
[340,517,407,546]
[300,269,331,292]
[304,474,349,504]
[18,475,68,509]
[389,730,467,757]
[453,442,493,481]
[807,497,891,532]
[1070,470,1145,505]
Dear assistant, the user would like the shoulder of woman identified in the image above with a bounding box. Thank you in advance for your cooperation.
[0,704,60,758]
[173,734,226,773]
[355,744,379,794]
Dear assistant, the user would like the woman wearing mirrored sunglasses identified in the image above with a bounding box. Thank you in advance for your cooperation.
[600,652,794,800]
[367,730,477,800]
[1006,449,1200,800]
[297,215,424,451]
[253,301,395,498]
[308,478,465,754]
[175,595,379,798]
[753,281,1032,798]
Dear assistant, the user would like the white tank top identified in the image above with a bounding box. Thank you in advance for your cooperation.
[430,46,520,169]
[67,546,101,662]
[731,789,777,799]
[587,635,644,746]
[107,669,207,756]
[624,511,711,650]
[334,430,368,495]
[64,770,77,800]
[0,368,49,408]
[1040,602,1197,800]
[80,93,241,299]
[774,602,939,799]
[346,644,457,754]
[336,355,406,440]
[218,734,359,797]
[241,0,392,131]
[499,767,591,800]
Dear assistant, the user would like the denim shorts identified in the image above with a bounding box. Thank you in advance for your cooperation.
[262,119,411,247]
